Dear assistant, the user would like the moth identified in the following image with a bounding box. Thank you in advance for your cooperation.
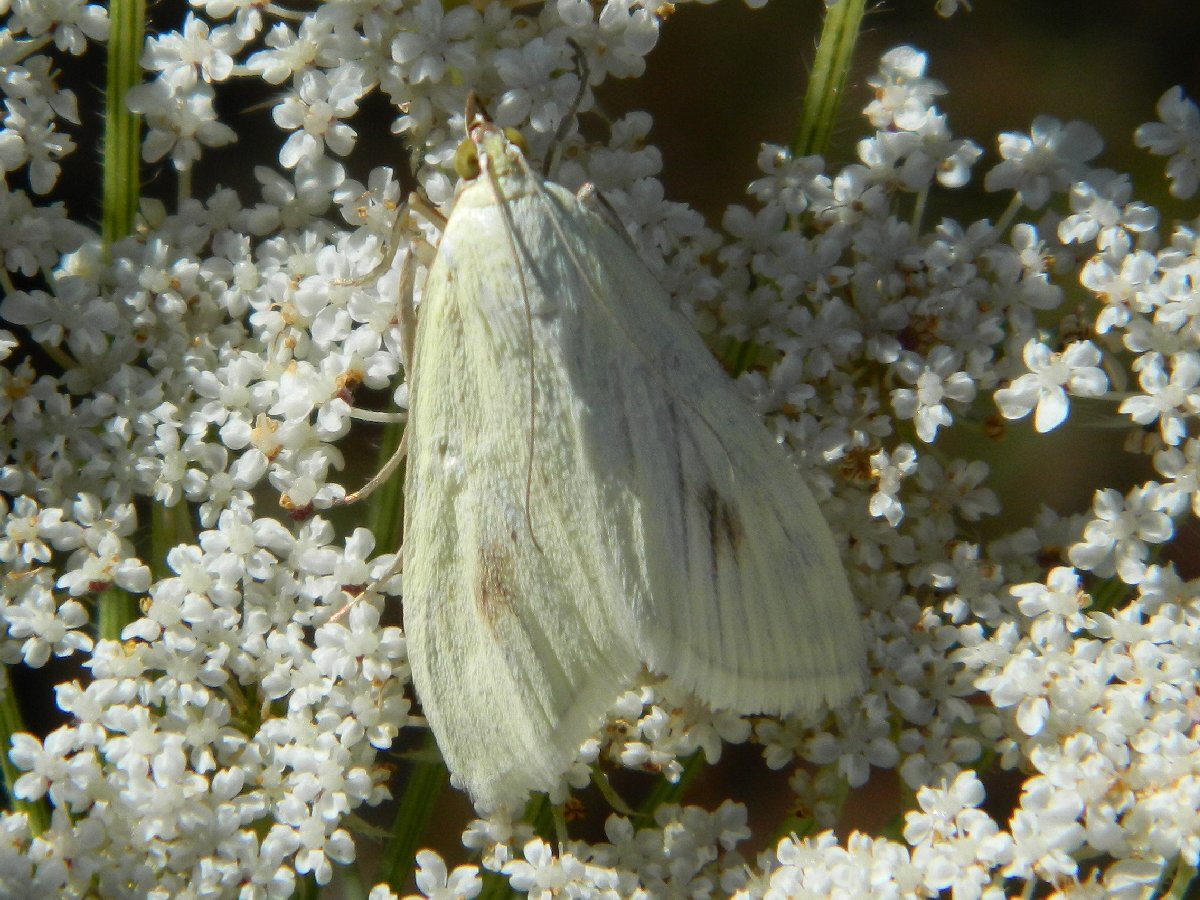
[397,106,865,810]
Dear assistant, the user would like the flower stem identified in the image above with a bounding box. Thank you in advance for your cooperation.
[378,733,447,891]
[103,0,145,246]
[0,668,49,835]
[793,0,867,158]
[98,0,146,641]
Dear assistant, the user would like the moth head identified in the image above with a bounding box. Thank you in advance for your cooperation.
[456,92,529,182]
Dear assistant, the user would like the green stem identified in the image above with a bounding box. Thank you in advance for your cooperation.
[0,668,50,835]
[103,0,145,246]
[379,733,447,891]
[793,0,867,158]
[635,752,704,825]
[1165,858,1197,899]
[98,0,146,641]
[291,874,318,900]
[96,586,137,643]
[337,860,368,900]
[725,2,866,370]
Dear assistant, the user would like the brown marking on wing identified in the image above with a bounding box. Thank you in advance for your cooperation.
[700,484,742,568]
[475,545,516,631]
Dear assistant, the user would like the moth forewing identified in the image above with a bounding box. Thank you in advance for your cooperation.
[403,130,643,809]
[402,116,865,810]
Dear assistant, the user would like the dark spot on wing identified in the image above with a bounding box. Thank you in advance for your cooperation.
[475,546,515,630]
[700,484,742,568]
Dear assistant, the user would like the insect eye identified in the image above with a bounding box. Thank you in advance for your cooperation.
[454,138,481,180]
[502,127,527,155]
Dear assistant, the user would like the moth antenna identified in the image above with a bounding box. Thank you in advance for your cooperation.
[590,768,637,816]
[576,184,638,252]
[464,91,479,131]
[542,38,590,177]
[464,91,492,133]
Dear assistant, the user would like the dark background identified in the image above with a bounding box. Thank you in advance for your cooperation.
[606,0,1200,220]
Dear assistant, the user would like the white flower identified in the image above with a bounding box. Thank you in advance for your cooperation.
[1081,245,1160,335]
[1058,172,1158,252]
[891,347,977,442]
[0,96,78,194]
[501,840,579,897]
[904,772,1013,897]
[125,79,237,170]
[274,65,366,167]
[864,45,945,131]
[580,0,660,82]
[1005,794,1085,883]
[994,339,1109,432]
[404,849,481,900]
[9,730,100,811]
[2,581,91,667]
[1135,86,1200,198]
[140,14,242,89]
[492,36,580,135]
[1118,351,1200,445]
[869,444,918,525]
[390,0,477,86]
[1011,567,1092,646]
[1068,485,1173,584]
[985,116,1104,209]
[9,0,109,54]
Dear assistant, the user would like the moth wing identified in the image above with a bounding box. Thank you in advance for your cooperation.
[405,164,865,810]
[535,181,867,716]
[403,184,642,810]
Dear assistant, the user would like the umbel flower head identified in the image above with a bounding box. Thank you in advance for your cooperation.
[0,1,1199,897]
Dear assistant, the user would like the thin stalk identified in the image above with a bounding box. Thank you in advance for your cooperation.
[0,668,50,834]
[98,0,147,639]
[378,733,448,891]
[793,0,867,158]
[103,0,145,246]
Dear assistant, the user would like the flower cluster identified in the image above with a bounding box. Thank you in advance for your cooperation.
[2,0,1200,897]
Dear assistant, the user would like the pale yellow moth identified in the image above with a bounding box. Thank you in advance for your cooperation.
[400,108,866,810]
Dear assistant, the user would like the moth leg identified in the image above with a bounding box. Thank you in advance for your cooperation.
[326,552,403,624]
[336,191,445,288]
[342,193,446,503]
[342,428,409,505]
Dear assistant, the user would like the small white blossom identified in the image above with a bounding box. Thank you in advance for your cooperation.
[1118,351,1200,444]
[390,0,477,86]
[864,45,946,131]
[1068,485,1173,584]
[891,346,977,442]
[405,849,481,900]
[1136,86,1200,198]
[125,79,237,170]
[274,65,366,167]
[985,116,1104,209]
[140,14,242,89]
[994,339,1109,432]
[869,443,918,525]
